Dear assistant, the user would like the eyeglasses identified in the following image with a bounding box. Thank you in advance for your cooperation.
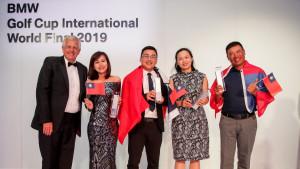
[142,54,157,60]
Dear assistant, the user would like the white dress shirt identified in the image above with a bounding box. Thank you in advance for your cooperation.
[64,57,80,113]
[143,69,158,118]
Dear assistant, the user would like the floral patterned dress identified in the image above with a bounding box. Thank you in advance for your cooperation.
[170,70,209,161]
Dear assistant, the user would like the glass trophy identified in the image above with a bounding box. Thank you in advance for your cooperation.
[215,66,225,91]
[155,77,162,101]
[192,90,209,110]
[110,91,120,118]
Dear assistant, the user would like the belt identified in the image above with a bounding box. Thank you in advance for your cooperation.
[221,112,254,120]
[142,118,158,122]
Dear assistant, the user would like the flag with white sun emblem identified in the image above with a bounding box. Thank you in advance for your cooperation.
[262,73,282,96]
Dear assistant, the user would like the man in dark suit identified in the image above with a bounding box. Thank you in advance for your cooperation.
[118,46,168,169]
[31,35,87,169]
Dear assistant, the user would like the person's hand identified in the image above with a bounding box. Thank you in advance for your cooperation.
[196,99,206,107]
[182,99,193,107]
[156,96,164,104]
[43,122,53,136]
[84,98,93,110]
[146,90,156,101]
[214,85,224,96]
[117,97,122,106]
[247,78,258,96]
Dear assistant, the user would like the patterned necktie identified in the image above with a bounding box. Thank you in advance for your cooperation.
[147,73,155,111]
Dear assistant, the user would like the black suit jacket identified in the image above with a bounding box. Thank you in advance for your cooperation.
[142,68,168,132]
[31,56,87,136]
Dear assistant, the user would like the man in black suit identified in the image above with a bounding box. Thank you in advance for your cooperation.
[118,46,168,169]
[31,35,87,169]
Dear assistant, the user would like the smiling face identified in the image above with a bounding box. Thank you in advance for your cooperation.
[226,45,246,70]
[62,39,81,63]
[140,49,157,72]
[176,50,193,72]
[94,55,108,75]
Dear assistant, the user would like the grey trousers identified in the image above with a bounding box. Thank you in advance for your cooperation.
[219,114,257,169]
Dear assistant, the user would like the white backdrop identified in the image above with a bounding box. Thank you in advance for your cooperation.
[0,0,299,169]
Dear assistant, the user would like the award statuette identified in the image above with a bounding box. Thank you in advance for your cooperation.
[110,91,120,118]
[215,66,225,92]
[192,90,209,110]
[155,77,162,101]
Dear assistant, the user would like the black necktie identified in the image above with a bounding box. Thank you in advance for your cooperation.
[68,62,77,67]
[147,73,155,111]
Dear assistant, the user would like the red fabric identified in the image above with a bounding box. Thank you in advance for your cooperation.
[86,82,105,95]
[210,61,274,118]
[210,80,224,118]
[117,67,149,144]
[162,106,167,119]
[263,74,282,97]
[256,90,274,117]
[169,87,187,105]
[210,66,230,118]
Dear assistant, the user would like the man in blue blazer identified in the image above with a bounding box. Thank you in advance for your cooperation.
[31,35,87,169]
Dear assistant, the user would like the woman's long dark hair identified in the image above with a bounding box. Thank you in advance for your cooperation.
[88,51,111,80]
[174,48,196,73]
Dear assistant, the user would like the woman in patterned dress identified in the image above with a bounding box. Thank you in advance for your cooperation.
[84,51,122,169]
[169,48,210,169]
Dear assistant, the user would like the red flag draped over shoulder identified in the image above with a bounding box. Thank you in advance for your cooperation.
[117,66,149,144]
[210,67,230,118]
[210,80,222,118]
[210,62,275,118]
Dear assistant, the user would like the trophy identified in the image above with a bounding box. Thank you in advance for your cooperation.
[155,77,162,101]
[215,66,225,92]
[192,90,209,110]
[110,91,120,118]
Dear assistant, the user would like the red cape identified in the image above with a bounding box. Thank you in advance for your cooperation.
[117,66,149,144]
[210,61,274,117]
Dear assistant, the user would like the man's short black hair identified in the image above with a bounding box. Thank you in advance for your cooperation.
[226,41,244,54]
[140,46,157,58]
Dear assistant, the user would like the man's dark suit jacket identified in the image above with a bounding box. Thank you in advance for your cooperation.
[31,56,87,136]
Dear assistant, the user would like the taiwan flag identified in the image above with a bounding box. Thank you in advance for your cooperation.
[169,84,187,105]
[86,82,105,95]
[167,86,180,120]
[263,73,282,96]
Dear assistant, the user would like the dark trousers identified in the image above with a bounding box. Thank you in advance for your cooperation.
[39,113,77,169]
[127,119,162,169]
